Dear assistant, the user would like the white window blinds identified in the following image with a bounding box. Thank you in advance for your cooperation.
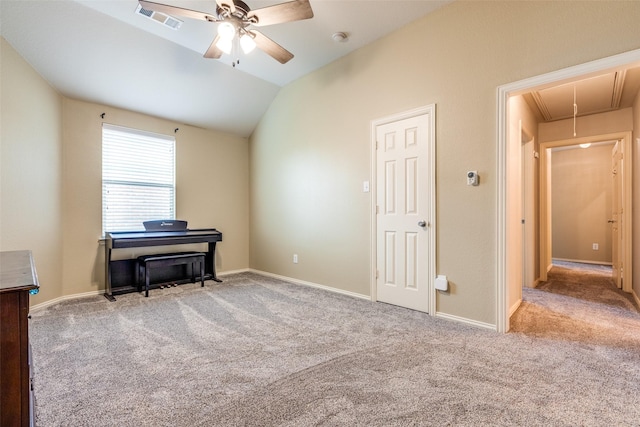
[102,124,175,234]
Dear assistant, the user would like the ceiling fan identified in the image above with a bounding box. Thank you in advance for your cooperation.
[138,0,314,64]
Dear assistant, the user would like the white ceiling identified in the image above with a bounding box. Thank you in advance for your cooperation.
[525,67,640,122]
[0,0,451,137]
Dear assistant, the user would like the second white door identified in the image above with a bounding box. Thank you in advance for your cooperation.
[375,110,433,313]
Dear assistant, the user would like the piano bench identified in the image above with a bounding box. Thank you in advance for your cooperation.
[136,252,206,297]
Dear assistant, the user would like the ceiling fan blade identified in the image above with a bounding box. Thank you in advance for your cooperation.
[203,35,223,59]
[139,1,216,21]
[251,30,294,64]
[215,0,236,14]
[248,0,313,27]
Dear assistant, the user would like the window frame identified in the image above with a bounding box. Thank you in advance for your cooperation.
[101,123,176,235]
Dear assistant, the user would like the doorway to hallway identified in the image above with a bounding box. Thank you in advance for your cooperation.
[496,48,640,333]
[547,141,617,282]
[538,134,632,291]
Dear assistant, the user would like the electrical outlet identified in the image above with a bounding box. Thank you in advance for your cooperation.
[592,243,599,250]
[293,254,298,263]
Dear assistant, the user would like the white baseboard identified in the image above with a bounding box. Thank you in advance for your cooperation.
[28,270,505,333]
[633,289,640,308]
[524,279,541,288]
[552,258,613,266]
[435,311,496,331]
[30,269,250,313]
[218,268,251,276]
[509,298,522,317]
[251,270,501,331]
[248,269,371,301]
[30,290,104,313]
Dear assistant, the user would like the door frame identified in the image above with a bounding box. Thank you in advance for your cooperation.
[538,133,632,292]
[370,105,437,315]
[496,48,640,333]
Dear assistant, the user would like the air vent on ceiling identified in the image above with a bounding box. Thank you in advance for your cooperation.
[135,4,183,30]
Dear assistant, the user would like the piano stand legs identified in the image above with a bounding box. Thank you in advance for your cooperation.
[137,253,206,297]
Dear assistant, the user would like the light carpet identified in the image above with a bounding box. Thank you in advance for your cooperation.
[30,272,640,426]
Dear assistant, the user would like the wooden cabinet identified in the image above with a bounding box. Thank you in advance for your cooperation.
[1,250,39,427]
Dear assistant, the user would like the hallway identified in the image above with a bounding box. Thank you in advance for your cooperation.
[510,262,640,347]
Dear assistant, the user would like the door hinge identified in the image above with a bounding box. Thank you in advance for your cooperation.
[376,205,379,214]
[375,270,379,279]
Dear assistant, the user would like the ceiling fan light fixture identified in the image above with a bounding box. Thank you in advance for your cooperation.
[216,38,233,55]
[217,21,236,41]
[138,0,314,65]
[240,33,256,54]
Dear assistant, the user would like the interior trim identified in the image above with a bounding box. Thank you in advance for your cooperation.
[435,312,496,331]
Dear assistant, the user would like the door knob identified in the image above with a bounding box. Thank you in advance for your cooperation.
[608,219,616,224]
[418,220,427,228]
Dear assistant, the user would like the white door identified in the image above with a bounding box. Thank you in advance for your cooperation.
[375,111,433,312]
[611,141,623,288]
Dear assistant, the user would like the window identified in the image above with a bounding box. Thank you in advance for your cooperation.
[102,124,175,234]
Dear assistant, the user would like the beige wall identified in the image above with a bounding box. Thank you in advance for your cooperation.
[1,38,64,304]
[539,108,633,143]
[250,1,640,324]
[0,38,64,303]
[61,99,250,296]
[2,35,249,303]
[551,145,613,263]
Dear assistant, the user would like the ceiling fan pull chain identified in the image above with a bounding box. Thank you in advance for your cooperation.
[232,36,240,67]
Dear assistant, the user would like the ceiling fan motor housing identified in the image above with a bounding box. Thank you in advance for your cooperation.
[138,0,314,64]
[218,1,255,25]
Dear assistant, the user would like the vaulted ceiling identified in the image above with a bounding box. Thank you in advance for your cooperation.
[3,1,639,137]
[1,0,451,136]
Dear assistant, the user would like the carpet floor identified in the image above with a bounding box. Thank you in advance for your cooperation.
[30,271,640,426]
[511,261,640,346]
